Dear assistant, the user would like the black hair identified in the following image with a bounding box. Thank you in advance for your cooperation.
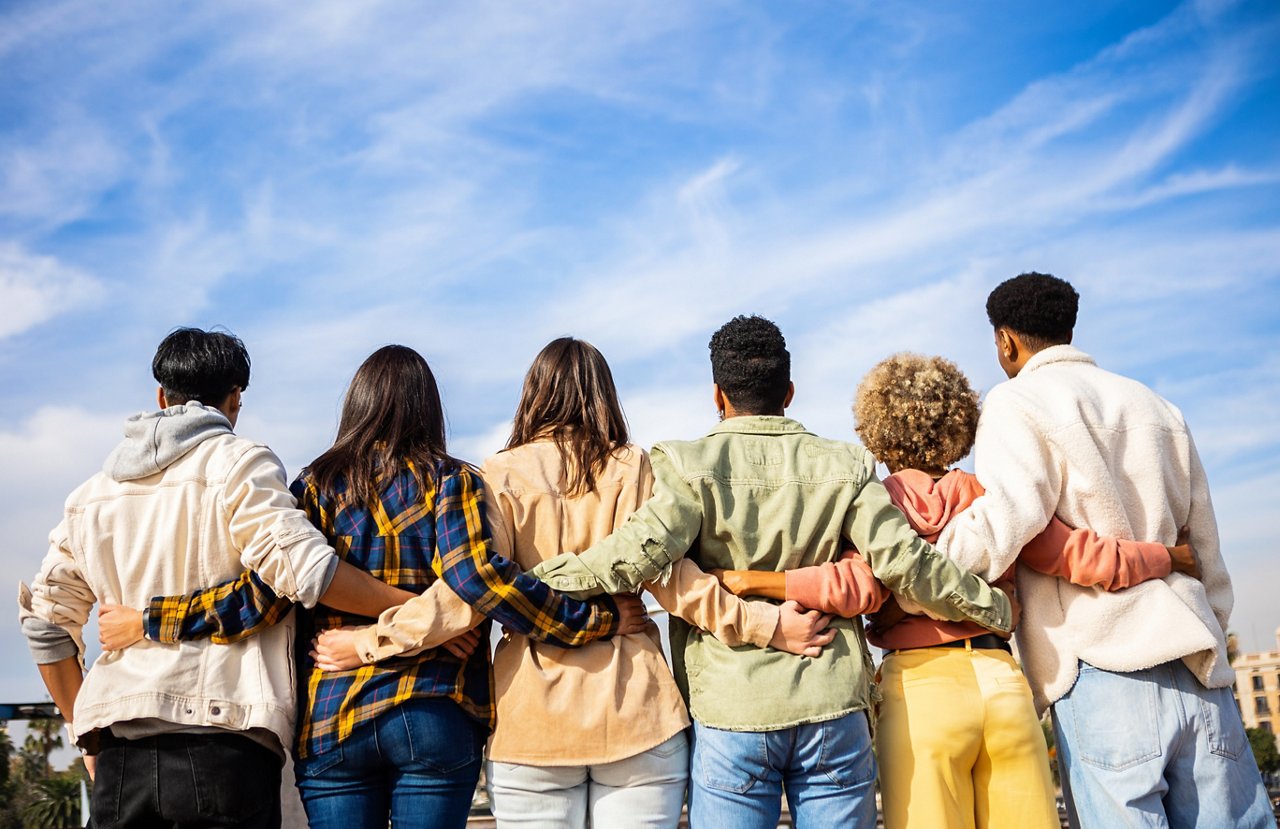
[152,327,251,406]
[985,272,1079,347]
[708,315,791,414]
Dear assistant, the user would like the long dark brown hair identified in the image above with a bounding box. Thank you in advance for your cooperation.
[307,344,457,504]
[506,337,629,496]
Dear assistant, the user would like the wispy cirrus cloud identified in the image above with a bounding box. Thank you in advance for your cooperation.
[0,0,1277,694]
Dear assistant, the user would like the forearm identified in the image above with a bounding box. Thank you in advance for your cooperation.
[728,570,787,601]
[645,559,778,649]
[350,580,485,663]
[318,561,418,617]
[37,657,83,725]
[1019,518,1171,591]
[783,552,889,618]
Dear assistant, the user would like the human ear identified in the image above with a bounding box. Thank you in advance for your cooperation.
[157,387,168,410]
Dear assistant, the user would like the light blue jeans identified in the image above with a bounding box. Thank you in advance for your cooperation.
[1052,660,1274,829]
[688,710,878,829]
[486,732,689,829]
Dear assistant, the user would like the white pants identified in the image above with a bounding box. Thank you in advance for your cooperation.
[487,731,689,829]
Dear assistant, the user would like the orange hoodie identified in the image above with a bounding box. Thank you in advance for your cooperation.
[786,469,1171,650]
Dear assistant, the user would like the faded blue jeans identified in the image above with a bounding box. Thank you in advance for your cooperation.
[688,710,878,829]
[1052,660,1273,829]
[295,696,485,829]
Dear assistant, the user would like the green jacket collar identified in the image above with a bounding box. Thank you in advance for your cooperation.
[705,415,812,438]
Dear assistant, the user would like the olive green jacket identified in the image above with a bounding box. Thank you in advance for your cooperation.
[530,416,1011,730]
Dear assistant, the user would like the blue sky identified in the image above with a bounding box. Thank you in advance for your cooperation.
[1,0,1279,709]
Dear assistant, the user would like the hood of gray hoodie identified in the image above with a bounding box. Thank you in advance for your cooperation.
[104,403,234,482]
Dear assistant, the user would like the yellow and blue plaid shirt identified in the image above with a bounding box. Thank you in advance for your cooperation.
[144,460,621,759]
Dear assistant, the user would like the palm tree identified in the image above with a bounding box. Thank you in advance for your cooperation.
[21,774,81,829]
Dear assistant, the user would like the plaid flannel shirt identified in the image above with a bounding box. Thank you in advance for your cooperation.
[143,460,620,759]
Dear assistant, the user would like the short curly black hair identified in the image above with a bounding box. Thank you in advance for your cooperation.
[986,272,1078,347]
[708,315,791,414]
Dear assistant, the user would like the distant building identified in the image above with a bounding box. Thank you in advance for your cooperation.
[1234,627,1280,751]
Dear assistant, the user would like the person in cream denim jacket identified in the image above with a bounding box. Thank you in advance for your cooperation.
[18,328,413,829]
[530,315,1012,829]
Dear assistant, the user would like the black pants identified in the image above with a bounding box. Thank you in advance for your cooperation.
[89,731,282,829]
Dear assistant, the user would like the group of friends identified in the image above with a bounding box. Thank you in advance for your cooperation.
[18,272,1275,829]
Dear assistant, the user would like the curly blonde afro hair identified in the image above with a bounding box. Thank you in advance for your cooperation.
[853,353,980,473]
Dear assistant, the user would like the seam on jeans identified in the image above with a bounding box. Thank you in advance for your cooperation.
[151,739,160,813]
[186,740,205,816]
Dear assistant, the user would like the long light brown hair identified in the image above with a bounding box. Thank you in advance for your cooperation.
[307,344,458,504]
[506,337,628,496]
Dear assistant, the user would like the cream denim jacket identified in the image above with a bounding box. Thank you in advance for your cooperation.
[532,416,1012,731]
[18,404,339,752]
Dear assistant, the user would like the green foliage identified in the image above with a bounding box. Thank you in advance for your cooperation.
[1040,717,1060,787]
[1246,727,1280,776]
[21,774,81,829]
[0,720,85,829]
[20,723,61,780]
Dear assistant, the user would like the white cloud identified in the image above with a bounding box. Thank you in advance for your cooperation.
[0,244,106,339]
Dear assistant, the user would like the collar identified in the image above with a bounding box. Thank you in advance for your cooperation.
[1020,344,1096,375]
[705,415,812,438]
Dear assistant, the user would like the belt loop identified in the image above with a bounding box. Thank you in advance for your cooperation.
[964,638,973,652]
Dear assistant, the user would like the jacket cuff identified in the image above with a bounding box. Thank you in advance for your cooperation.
[351,626,383,664]
[743,602,779,649]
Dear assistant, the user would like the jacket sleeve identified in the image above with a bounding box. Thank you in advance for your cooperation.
[1018,518,1171,591]
[784,550,890,618]
[434,466,619,648]
[143,568,295,644]
[1185,433,1232,634]
[19,519,93,665]
[645,559,779,649]
[224,445,339,608]
[349,580,484,664]
[528,446,704,598]
[842,463,1013,634]
[935,387,1063,582]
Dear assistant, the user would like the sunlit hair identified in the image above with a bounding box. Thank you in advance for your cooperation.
[708,315,791,414]
[507,337,629,496]
[986,271,1078,348]
[307,345,458,505]
[853,353,979,473]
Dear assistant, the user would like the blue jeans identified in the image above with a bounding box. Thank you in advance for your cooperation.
[1052,660,1273,829]
[688,710,877,829]
[295,697,485,829]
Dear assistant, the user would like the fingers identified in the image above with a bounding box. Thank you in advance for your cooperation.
[812,628,837,647]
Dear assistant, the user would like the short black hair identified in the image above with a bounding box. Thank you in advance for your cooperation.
[986,272,1079,347]
[708,315,791,414]
[152,327,251,406]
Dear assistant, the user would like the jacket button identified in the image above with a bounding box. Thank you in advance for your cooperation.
[211,706,221,715]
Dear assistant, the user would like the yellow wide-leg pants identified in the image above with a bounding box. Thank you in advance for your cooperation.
[876,644,1059,829]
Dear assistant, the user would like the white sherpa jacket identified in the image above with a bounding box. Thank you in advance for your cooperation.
[18,403,339,752]
[937,346,1234,714]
